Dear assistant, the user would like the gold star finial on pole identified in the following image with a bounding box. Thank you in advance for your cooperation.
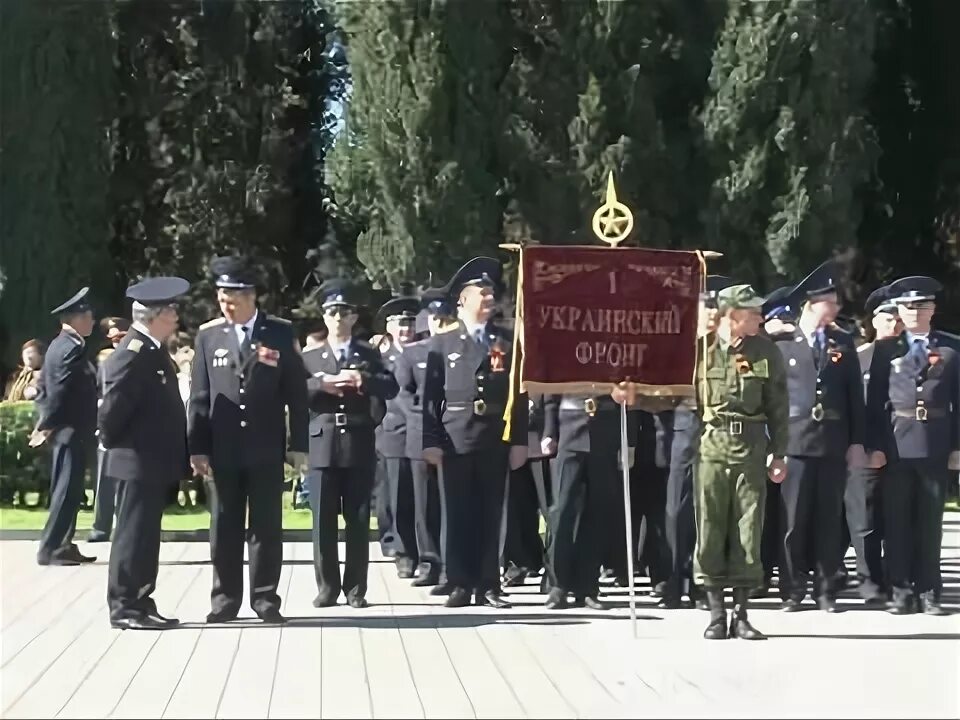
[591,172,634,247]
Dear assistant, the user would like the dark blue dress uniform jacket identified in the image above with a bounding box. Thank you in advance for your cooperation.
[98,328,188,483]
[302,339,398,469]
[422,322,527,454]
[36,330,97,437]
[187,314,308,470]
[774,326,865,458]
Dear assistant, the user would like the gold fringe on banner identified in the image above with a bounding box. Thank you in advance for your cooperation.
[502,246,524,442]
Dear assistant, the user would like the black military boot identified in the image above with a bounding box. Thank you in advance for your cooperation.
[703,589,727,640]
[729,588,766,640]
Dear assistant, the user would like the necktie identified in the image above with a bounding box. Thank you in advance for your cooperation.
[238,325,251,360]
[338,347,347,366]
[910,337,928,366]
[474,328,487,349]
[812,330,824,370]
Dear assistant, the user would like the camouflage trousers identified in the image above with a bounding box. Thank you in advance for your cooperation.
[693,456,766,589]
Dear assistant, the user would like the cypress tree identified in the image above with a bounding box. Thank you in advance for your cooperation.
[0,0,115,363]
[700,0,879,288]
[327,0,512,290]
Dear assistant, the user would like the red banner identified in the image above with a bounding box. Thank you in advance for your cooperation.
[517,245,703,394]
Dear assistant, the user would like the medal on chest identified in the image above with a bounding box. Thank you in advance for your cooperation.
[489,339,506,373]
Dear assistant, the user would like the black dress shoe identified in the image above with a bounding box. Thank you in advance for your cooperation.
[749,585,769,599]
[781,597,803,612]
[257,608,287,624]
[46,546,96,565]
[347,596,369,609]
[703,615,727,640]
[86,531,110,543]
[545,589,567,610]
[111,615,169,630]
[206,609,240,624]
[648,581,667,599]
[729,615,766,640]
[576,596,607,611]
[445,587,471,608]
[476,590,512,609]
[920,593,947,616]
[502,566,529,587]
[430,583,453,596]
[412,573,440,588]
[312,595,338,608]
[38,554,79,567]
[145,611,180,627]
[657,594,681,609]
[817,596,840,613]
[886,597,915,615]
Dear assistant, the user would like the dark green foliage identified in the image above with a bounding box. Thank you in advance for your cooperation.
[327,0,513,290]
[109,0,343,330]
[701,0,879,292]
[498,0,720,251]
[857,0,960,327]
[0,402,49,503]
[0,0,115,366]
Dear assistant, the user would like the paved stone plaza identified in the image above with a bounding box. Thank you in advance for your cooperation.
[2,517,958,719]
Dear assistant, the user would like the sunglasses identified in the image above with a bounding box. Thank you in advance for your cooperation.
[325,306,356,317]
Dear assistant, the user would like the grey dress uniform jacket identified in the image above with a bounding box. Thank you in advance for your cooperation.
[866,330,960,462]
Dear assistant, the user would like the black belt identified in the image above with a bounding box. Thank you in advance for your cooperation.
[893,407,947,421]
[447,400,504,417]
[789,405,842,422]
[319,413,372,428]
[706,418,765,436]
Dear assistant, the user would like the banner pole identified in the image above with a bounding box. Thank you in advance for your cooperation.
[620,399,638,638]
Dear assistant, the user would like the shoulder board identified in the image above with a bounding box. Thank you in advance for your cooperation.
[354,339,375,352]
[302,344,324,353]
[857,342,872,353]
[264,314,292,326]
[199,317,226,330]
[127,339,143,353]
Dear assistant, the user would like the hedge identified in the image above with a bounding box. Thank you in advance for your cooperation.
[0,401,50,504]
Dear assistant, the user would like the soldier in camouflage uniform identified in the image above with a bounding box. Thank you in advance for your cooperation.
[695,285,789,640]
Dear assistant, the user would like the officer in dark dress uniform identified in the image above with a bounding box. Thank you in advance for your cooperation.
[393,290,455,590]
[866,276,959,616]
[422,258,529,609]
[840,284,901,603]
[503,394,551,588]
[374,296,421,579]
[89,317,131,543]
[660,275,733,609]
[100,277,190,630]
[35,288,98,566]
[774,262,865,613]
[302,281,399,608]
[188,256,308,624]
[754,286,797,597]
[541,393,626,609]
